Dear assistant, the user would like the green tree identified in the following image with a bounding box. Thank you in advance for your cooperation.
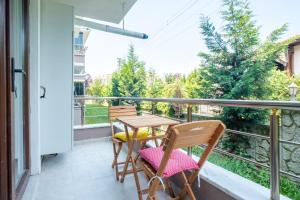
[186,69,211,98]
[146,69,164,98]
[111,45,147,107]
[142,69,165,113]
[156,74,187,118]
[86,79,108,97]
[198,0,288,152]
[267,69,300,101]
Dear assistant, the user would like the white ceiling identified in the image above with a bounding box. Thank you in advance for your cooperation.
[50,0,137,24]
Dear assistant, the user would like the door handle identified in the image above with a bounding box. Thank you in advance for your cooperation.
[14,68,27,76]
[11,57,26,93]
[40,86,46,99]
[11,57,15,92]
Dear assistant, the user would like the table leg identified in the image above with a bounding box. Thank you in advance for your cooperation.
[151,127,159,147]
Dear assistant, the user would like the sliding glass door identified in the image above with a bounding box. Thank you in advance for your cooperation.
[11,0,26,186]
[10,0,30,197]
[0,0,29,199]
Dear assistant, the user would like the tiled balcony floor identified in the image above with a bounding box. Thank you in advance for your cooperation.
[22,139,168,200]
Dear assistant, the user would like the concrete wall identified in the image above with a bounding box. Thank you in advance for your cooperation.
[74,124,117,141]
[74,106,82,126]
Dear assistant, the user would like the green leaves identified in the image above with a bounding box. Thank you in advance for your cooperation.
[86,79,108,97]
[200,16,228,54]
[196,0,288,154]
[111,45,147,99]
[198,0,287,115]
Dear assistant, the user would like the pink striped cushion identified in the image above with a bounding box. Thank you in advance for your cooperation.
[139,147,199,177]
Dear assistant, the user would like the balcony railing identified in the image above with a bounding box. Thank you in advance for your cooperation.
[74,96,300,200]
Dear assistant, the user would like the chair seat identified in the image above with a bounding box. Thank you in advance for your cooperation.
[139,147,199,177]
[113,130,149,142]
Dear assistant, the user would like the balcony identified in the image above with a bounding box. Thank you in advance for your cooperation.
[23,96,300,200]
[22,139,169,200]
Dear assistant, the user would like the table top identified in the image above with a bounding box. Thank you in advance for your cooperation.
[116,114,180,129]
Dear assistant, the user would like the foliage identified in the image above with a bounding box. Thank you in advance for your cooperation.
[142,69,165,112]
[267,69,300,101]
[157,74,187,118]
[185,68,212,98]
[191,147,300,200]
[110,45,147,107]
[146,69,164,98]
[86,79,109,97]
[198,0,288,153]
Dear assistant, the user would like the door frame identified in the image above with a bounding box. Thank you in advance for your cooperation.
[15,0,30,198]
[0,0,10,198]
[0,0,30,199]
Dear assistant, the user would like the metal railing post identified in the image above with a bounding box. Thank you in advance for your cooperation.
[81,104,85,126]
[151,102,155,114]
[187,104,193,156]
[270,109,280,200]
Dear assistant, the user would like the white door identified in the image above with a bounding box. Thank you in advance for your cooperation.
[40,0,74,155]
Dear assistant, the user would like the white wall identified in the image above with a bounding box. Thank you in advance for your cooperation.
[294,45,300,75]
[29,0,74,173]
[29,0,41,175]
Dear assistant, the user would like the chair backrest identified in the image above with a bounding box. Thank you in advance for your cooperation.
[108,105,137,122]
[159,120,225,173]
[166,120,225,150]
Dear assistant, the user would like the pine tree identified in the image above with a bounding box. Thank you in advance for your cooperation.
[198,0,288,152]
[111,45,147,107]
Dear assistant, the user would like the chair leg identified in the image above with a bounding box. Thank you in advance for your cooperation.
[131,156,143,200]
[165,179,175,198]
[147,196,158,200]
[112,142,123,181]
[147,178,161,200]
[178,172,197,200]
[112,142,117,168]
[120,138,134,183]
[185,184,197,200]
[112,142,123,167]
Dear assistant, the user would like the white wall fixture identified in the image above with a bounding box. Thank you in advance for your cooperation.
[75,17,148,39]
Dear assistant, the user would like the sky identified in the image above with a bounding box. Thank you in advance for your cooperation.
[85,0,300,78]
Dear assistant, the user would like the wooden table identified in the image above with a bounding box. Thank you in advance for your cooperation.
[116,115,180,184]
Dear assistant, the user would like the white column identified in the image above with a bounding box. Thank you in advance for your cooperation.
[29,0,41,175]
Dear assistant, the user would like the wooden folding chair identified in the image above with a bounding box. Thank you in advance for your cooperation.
[137,120,226,200]
[109,105,149,181]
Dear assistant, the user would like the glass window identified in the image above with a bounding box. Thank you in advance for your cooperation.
[74,82,84,96]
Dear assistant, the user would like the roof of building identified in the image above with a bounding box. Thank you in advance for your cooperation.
[282,34,300,47]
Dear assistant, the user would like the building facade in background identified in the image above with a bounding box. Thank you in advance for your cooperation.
[287,37,300,75]
[74,27,91,96]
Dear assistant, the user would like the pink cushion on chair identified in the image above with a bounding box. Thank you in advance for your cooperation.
[139,147,199,177]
